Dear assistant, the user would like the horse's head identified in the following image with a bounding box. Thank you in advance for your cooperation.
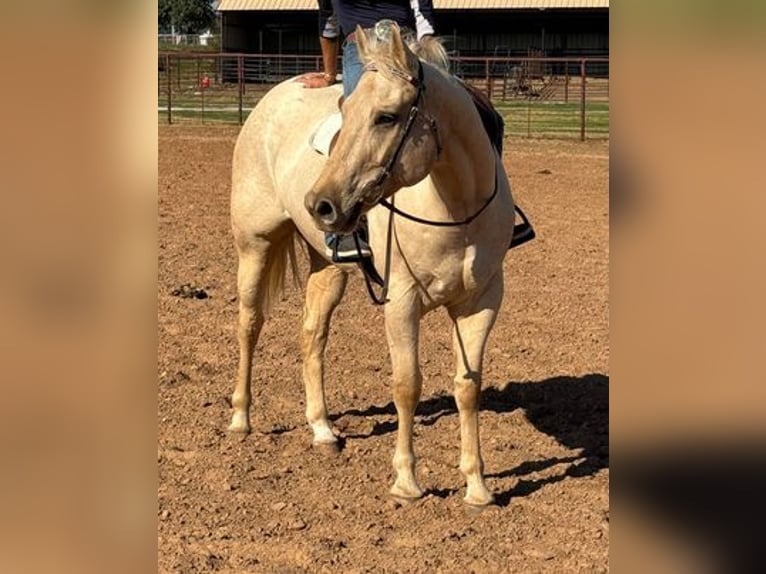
[305,22,444,234]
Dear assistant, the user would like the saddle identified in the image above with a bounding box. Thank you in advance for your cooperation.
[460,81,535,248]
[461,81,505,154]
[309,111,342,156]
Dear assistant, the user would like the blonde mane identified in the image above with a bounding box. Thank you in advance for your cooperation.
[357,27,450,74]
[408,36,450,72]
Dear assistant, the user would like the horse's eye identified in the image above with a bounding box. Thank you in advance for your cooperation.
[375,113,398,126]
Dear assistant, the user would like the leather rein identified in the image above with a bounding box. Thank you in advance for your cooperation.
[364,60,499,226]
[358,60,500,305]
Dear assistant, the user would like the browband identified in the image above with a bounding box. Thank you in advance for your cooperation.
[362,61,424,88]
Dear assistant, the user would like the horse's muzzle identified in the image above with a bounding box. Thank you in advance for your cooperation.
[313,197,339,227]
[305,191,360,233]
[305,190,337,229]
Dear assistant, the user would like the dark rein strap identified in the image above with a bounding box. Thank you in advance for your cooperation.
[356,59,517,305]
[366,60,500,228]
[378,170,498,227]
[365,61,426,190]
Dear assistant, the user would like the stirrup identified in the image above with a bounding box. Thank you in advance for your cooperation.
[329,232,372,263]
[509,205,536,249]
[510,222,535,249]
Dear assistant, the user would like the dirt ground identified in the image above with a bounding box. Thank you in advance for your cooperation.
[158,125,609,573]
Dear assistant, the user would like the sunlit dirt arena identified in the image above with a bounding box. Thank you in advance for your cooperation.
[158,125,608,573]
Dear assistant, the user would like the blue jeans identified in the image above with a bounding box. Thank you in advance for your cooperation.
[326,40,368,257]
[342,41,363,97]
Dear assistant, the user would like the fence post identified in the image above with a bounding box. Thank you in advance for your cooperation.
[580,59,586,141]
[484,59,490,98]
[527,98,531,138]
[237,55,244,125]
[488,60,494,100]
[166,54,172,124]
[196,59,201,123]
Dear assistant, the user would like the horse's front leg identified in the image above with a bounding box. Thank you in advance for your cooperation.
[301,258,347,446]
[385,295,424,500]
[448,276,504,506]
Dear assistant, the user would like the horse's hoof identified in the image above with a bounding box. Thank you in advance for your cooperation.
[390,482,424,501]
[464,491,496,508]
[389,493,419,507]
[227,418,251,435]
[310,424,338,445]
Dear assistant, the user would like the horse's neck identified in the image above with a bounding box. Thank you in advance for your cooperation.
[426,70,497,214]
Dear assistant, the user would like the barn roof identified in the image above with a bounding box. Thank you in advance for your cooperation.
[217,0,609,11]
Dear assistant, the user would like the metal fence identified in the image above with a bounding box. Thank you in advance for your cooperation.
[158,33,220,47]
[158,52,608,140]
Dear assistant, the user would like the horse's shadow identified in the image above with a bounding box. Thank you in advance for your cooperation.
[333,373,609,505]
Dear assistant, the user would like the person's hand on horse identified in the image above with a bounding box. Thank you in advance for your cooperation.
[295,72,336,89]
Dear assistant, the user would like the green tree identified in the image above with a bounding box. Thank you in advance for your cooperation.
[158,0,214,35]
[158,0,172,33]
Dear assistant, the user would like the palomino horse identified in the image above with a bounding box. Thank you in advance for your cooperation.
[228,23,514,506]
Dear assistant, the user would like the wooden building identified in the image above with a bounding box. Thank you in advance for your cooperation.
[217,0,609,59]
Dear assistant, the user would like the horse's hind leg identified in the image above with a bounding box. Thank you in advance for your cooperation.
[228,221,293,433]
[228,242,269,433]
[301,253,347,446]
[448,277,504,506]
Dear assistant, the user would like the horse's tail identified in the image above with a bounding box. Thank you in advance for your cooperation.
[262,230,301,317]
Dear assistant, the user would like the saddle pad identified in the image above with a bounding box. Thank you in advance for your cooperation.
[309,112,343,156]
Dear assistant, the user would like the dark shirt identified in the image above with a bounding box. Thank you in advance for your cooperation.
[318,0,436,40]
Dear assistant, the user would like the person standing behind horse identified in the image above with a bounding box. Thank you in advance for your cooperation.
[298,0,437,263]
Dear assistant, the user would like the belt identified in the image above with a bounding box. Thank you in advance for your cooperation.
[344,27,415,44]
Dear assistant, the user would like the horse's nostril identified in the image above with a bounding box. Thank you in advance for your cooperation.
[315,199,336,222]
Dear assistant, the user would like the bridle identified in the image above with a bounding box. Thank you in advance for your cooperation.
[364,60,437,193]
[362,59,499,227]
[356,58,501,305]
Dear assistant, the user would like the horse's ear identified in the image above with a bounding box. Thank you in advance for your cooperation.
[389,23,418,74]
[388,23,407,68]
[354,25,370,62]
